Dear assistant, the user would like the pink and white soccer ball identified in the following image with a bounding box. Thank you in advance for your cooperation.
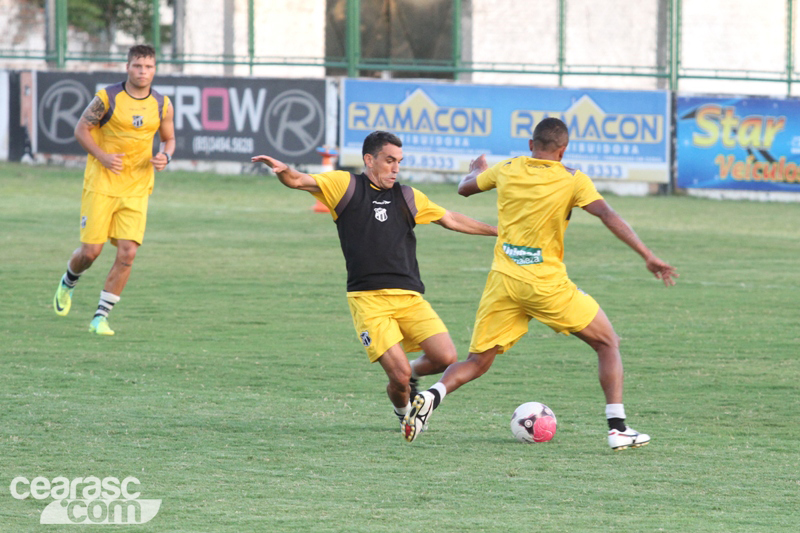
[510,402,557,443]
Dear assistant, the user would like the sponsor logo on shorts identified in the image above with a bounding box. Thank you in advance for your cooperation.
[502,243,543,266]
[81,216,87,229]
[360,331,372,347]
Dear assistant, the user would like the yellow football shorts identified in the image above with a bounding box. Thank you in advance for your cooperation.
[347,291,448,363]
[469,270,600,354]
[80,189,149,245]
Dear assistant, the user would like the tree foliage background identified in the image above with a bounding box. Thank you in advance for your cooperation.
[34,0,173,44]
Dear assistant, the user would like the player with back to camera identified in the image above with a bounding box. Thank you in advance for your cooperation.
[251,131,497,430]
[53,44,175,335]
[404,117,678,450]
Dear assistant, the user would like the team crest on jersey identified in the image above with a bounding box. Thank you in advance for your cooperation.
[374,207,388,222]
[132,115,143,128]
[360,331,372,347]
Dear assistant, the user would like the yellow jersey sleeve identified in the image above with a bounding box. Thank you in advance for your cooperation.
[96,88,110,111]
[476,161,503,191]
[410,188,446,224]
[309,170,352,218]
[572,170,604,207]
[162,95,171,119]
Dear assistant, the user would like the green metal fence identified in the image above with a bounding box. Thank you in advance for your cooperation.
[1,0,798,95]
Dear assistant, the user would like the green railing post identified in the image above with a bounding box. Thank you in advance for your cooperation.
[152,0,161,57]
[558,0,565,86]
[346,0,361,77]
[669,0,681,91]
[56,0,67,68]
[452,0,462,79]
[787,0,794,95]
[249,0,255,75]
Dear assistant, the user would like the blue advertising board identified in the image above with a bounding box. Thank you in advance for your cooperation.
[341,79,670,182]
[677,96,800,191]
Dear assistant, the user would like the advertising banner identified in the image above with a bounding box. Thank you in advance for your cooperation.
[677,96,800,191]
[34,71,327,163]
[341,79,670,182]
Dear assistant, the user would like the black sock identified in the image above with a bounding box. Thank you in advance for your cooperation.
[63,269,80,288]
[429,388,441,409]
[409,377,419,397]
[607,417,627,432]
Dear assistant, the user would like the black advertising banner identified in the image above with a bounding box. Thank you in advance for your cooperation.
[35,71,98,155]
[35,71,327,163]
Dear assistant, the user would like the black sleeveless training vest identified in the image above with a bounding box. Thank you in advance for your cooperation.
[333,173,425,293]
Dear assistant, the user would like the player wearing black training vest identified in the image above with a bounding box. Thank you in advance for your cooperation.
[252,131,496,434]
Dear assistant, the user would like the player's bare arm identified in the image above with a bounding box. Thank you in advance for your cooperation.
[250,155,321,192]
[74,96,124,175]
[151,102,176,172]
[583,199,678,286]
[458,154,489,197]
[433,210,497,236]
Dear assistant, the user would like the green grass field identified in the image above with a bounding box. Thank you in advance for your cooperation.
[1,161,798,532]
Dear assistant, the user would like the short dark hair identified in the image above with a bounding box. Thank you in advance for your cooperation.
[362,130,402,158]
[532,117,569,151]
[128,44,156,63]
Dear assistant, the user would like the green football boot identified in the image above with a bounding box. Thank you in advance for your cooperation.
[89,315,115,336]
[53,279,74,317]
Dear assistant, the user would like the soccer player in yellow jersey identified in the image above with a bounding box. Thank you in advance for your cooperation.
[53,45,175,336]
[404,118,678,450]
[252,131,497,430]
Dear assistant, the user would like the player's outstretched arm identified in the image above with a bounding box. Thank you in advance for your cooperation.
[434,210,497,236]
[74,96,124,175]
[457,155,489,197]
[583,199,678,287]
[250,155,320,192]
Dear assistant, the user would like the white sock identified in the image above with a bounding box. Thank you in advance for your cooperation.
[394,402,411,417]
[605,403,626,420]
[95,290,120,318]
[431,382,447,402]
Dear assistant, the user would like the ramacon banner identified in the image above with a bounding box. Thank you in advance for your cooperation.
[677,96,800,191]
[34,71,327,163]
[341,79,670,182]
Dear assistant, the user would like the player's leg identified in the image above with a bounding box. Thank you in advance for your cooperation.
[439,346,499,394]
[54,243,104,317]
[346,294,412,427]
[404,272,527,442]
[89,196,148,335]
[409,331,457,397]
[376,344,415,426]
[572,308,622,405]
[104,239,140,295]
[54,189,112,316]
[89,239,139,336]
[402,346,501,442]
[573,307,650,450]
[395,296,455,397]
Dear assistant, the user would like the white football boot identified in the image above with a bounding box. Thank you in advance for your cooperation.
[608,427,650,450]
[403,391,434,443]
